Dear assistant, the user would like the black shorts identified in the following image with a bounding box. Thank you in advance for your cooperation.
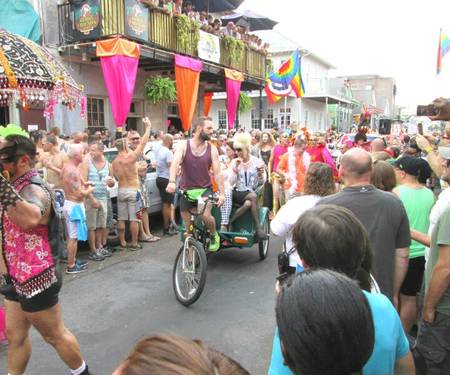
[179,187,213,212]
[156,177,175,204]
[3,269,63,313]
[400,256,425,296]
[232,190,252,205]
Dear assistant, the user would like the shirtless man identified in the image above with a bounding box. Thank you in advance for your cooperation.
[42,134,68,188]
[166,117,225,251]
[60,144,95,274]
[112,118,152,250]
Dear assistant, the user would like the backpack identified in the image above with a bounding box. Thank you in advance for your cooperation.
[29,176,67,262]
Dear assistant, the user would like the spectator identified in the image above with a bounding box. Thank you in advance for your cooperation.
[370,160,397,192]
[318,148,411,303]
[155,134,177,236]
[269,204,415,375]
[393,156,435,333]
[41,134,68,189]
[113,334,249,375]
[276,269,375,375]
[79,141,116,261]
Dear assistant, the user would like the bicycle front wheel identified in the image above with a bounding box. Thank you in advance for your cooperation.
[172,238,207,306]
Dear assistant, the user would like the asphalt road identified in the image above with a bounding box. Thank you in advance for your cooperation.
[0,229,282,375]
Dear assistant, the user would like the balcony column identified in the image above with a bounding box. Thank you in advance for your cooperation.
[259,88,263,130]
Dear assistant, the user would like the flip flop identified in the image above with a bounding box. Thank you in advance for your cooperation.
[127,244,143,251]
[147,235,160,242]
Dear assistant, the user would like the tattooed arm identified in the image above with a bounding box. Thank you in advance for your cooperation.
[6,184,50,230]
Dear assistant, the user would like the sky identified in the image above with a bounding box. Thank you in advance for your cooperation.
[239,0,450,109]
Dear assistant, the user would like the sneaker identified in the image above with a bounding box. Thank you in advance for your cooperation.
[88,251,105,261]
[66,263,88,274]
[76,259,88,269]
[99,247,112,257]
[208,232,220,252]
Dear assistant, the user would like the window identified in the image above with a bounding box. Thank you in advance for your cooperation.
[279,107,291,127]
[218,110,227,129]
[304,110,309,126]
[87,97,105,129]
[167,103,178,116]
[319,112,323,130]
[265,109,274,128]
[251,109,260,129]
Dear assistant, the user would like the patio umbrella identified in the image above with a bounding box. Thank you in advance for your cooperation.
[0,29,84,118]
[191,0,244,13]
[221,10,278,31]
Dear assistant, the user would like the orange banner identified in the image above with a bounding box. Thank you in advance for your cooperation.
[96,37,140,58]
[203,92,213,116]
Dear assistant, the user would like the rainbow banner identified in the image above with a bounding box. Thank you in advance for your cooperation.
[270,49,300,85]
[265,49,305,101]
[437,28,450,75]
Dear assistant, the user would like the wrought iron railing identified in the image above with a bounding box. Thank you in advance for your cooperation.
[57,1,266,80]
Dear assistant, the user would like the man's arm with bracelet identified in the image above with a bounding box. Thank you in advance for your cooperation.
[416,135,442,177]
[166,141,185,193]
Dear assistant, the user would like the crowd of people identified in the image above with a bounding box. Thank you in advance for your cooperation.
[139,0,270,53]
[1,97,450,374]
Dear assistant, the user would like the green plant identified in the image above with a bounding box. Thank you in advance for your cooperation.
[223,36,245,66]
[144,75,177,104]
[176,15,200,54]
[238,92,252,113]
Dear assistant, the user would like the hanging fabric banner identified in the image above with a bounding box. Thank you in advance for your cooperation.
[203,92,214,116]
[174,54,203,132]
[96,37,140,129]
[225,68,244,129]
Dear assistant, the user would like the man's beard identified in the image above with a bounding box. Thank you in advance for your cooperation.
[200,131,210,141]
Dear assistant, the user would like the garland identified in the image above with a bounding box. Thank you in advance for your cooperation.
[176,15,200,54]
[222,36,245,66]
[0,45,17,88]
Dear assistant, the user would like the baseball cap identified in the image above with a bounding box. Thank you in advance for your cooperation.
[439,146,450,160]
[394,156,429,177]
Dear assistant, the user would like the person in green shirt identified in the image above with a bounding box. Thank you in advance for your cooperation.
[393,156,435,333]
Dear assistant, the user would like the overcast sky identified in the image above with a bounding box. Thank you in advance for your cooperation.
[239,0,450,109]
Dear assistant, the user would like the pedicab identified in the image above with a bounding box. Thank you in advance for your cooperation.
[172,189,270,306]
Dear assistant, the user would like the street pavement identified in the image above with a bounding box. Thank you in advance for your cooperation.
[0,227,282,374]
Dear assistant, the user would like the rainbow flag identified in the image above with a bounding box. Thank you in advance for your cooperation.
[291,58,305,98]
[270,49,300,85]
[437,28,450,75]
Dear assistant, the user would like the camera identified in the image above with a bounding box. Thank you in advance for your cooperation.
[277,246,296,284]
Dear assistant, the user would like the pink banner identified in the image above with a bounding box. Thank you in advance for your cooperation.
[226,78,241,129]
[99,54,139,128]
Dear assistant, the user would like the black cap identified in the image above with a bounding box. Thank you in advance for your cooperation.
[394,156,430,178]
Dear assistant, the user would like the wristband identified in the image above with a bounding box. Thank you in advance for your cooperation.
[169,180,176,184]
[0,174,23,208]
[424,146,434,154]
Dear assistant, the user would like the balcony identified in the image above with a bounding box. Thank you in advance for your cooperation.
[57,1,266,82]
[303,77,353,104]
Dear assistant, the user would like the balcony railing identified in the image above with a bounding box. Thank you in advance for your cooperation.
[57,1,266,80]
[304,77,353,102]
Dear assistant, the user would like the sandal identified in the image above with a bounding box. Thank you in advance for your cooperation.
[140,234,161,243]
[127,243,143,251]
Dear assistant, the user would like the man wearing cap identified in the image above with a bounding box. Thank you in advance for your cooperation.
[412,146,450,374]
[393,156,435,333]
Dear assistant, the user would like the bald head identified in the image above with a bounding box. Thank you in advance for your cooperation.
[371,138,385,152]
[341,148,372,183]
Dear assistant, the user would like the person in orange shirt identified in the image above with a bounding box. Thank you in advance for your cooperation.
[277,136,311,200]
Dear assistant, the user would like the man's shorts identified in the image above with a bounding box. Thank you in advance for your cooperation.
[85,198,108,230]
[3,269,63,313]
[118,188,140,222]
[179,187,213,212]
[156,177,175,204]
[63,200,86,240]
[400,256,425,296]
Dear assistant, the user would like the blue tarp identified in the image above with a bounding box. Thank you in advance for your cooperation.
[0,0,42,44]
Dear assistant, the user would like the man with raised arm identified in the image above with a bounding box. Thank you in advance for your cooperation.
[112,118,152,250]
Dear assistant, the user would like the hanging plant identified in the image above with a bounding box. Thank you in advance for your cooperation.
[144,75,177,104]
[176,15,200,54]
[238,92,252,113]
[223,36,245,66]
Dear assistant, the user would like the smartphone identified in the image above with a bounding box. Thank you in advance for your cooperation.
[417,105,438,117]
[417,123,423,135]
